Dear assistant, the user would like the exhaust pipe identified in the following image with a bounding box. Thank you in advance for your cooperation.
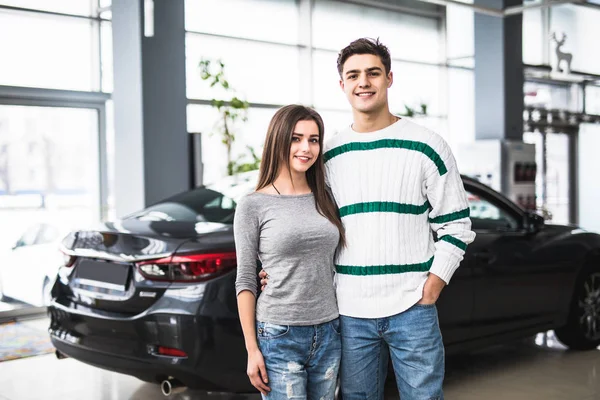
[55,350,68,360]
[161,378,187,397]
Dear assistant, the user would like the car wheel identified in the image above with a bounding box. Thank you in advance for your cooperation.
[555,266,600,350]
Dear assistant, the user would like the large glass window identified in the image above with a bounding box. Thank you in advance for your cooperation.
[312,0,441,63]
[316,109,353,136]
[101,21,114,93]
[184,0,454,183]
[0,9,99,91]
[185,0,299,45]
[0,2,110,317]
[310,0,444,127]
[447,68,475,146]
[446,5,474,68]
[0,105,101,230]
[0,105,101,309]
[389,62,442,118]
[0,0,95,16]
[312,50,347,110]
[186,34,300,104]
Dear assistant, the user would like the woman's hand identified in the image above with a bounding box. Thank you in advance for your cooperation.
[237,291,268,393]
[247,347,270,395]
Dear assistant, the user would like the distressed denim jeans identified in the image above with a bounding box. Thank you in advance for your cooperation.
[339,304,444,400]
[257,318,342,400]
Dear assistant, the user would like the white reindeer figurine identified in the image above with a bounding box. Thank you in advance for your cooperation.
[551,32,572,74]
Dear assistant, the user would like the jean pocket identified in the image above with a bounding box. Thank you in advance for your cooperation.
[257,322,289,339]
[329,318,341,335]
[414,302,436,309]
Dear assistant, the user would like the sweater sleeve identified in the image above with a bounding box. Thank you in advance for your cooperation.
[425,137,476,284]
[234,195,260,297]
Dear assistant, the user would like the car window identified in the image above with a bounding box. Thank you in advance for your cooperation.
[467,190,519,231]
[204,195,235,210]
[128,188,238,223]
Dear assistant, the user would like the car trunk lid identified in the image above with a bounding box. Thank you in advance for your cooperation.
[58,220,232,315]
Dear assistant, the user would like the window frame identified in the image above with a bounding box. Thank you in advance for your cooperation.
[0,86,111,222]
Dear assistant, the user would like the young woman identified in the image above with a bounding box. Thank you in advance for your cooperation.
[234,104,345,399]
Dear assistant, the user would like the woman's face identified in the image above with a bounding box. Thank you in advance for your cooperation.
[288,119,320,175]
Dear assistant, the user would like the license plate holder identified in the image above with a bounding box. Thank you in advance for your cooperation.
[75,259,130,291]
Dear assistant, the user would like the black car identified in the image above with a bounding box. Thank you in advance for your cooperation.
[49,173,600,395]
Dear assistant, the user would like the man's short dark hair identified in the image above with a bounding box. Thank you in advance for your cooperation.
[337,38,391,78]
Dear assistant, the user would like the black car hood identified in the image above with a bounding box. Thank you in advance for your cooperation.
[60,219,233,262]
[534,223,585,248]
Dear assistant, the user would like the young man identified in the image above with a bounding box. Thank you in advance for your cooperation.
[323,38,475,399]
[260,38,474,399]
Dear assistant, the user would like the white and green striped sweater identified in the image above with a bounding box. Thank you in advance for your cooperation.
[324,118,475,318]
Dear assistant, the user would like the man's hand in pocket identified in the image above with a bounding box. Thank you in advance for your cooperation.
[258,270,269,291]
[418,273,446,305]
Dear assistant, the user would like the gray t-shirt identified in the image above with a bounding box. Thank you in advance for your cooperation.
[234,192,339,325]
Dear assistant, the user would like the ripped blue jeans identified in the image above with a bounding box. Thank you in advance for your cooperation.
[257,319,342,400]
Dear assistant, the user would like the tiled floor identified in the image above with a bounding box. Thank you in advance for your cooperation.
[0,299,33,315]
[442,336,600,400]
[0,321,598,400]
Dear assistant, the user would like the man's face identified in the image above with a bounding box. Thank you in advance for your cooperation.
[339,54,393,115]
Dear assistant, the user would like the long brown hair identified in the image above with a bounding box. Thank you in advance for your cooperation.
[257,105,345,247]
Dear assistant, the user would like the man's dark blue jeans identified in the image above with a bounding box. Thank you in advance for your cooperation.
[340,303,444,400]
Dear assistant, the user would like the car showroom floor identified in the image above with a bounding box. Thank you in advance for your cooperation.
[0,300,26,313]
[0,319,599,400]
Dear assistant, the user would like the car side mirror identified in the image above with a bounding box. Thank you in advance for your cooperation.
[525,211,544,233]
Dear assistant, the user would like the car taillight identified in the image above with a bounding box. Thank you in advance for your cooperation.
[157,346,187,358]
[136,252,237,282]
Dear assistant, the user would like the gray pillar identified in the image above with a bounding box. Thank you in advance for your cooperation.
[112,0,188,217]
[474,0,524,141]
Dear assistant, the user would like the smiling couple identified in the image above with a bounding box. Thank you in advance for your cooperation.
[234,37,475,400]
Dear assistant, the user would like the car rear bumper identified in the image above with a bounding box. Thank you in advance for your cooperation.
[51,336,217,388]
[48,303,254,393]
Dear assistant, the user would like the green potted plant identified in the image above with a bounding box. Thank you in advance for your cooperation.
[198,59,258,176]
